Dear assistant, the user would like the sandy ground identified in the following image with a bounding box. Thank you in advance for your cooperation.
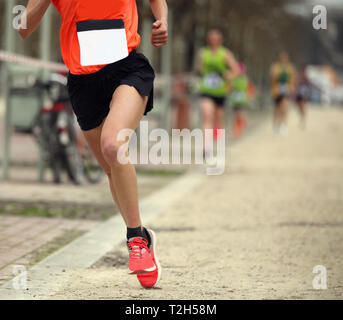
[50,107,343,300]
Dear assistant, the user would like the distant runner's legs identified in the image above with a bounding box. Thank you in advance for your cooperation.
[233,108,246,139]
[274,96,288,135]
[297,99,307,129]
[280,97,289,134]
[273,104,281,133]
[201,97,216,153]
[215,106,225,130]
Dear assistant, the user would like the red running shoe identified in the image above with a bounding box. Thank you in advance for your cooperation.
[137,229,161,288]
[213,126,219,140]
[127,236,156,274]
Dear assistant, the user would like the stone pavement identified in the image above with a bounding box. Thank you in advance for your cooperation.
[0,216,98,285]
[0,168,177,207]
[0,171,178,286]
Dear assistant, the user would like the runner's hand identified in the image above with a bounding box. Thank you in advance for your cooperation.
[151,20,168,47]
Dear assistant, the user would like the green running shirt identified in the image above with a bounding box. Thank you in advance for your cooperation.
[200,46,228,97]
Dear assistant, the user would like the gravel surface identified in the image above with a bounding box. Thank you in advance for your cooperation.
[49,107,343,299]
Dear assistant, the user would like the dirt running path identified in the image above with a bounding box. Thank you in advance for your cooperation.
[51,107,343,300]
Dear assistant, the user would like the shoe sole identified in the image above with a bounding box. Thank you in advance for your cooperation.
[129,266,156,275]
[147,229,162,284]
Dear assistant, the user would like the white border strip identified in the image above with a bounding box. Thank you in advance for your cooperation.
[0,50,68,72]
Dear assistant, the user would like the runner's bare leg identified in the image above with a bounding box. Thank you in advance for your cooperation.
[201,97,216,151]
[100,85,148,228]
[215,107,224,129]
[82,123,124,215]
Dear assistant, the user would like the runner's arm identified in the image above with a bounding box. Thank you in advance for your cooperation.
[225,50,239,80]
[195,50,203,75]
[149,0,168,47]
[270,64,277,84]
[18,0,51,39]
[289,66,296,94]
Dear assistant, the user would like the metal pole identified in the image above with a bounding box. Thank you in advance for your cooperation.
[4,0,16,52]
[40,6,52,79]
[2,0,16,180]
[37,5,52,182]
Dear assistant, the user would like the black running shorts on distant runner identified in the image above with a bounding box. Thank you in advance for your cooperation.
[200,94,226,108]
[274,94,288,106]
[67,50,155,131]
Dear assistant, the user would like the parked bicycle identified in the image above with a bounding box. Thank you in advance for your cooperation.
[32,73,104,185]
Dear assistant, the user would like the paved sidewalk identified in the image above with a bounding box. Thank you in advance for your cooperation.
[0,172,178,286]
[0,170,177,208]
[1,107,343,299]
[0,216,98,285]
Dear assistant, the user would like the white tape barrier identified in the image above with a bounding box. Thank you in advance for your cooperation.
[0,51,198,84]
[0,50,68,72]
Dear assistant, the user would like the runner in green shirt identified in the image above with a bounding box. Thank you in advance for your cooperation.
[196,29,239,152]
[230,62,249,139]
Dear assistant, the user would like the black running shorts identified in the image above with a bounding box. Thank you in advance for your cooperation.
[200,94,226,108]
[67,50,155,131]
[274,94,288,106]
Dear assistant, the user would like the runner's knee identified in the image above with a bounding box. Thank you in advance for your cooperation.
[101,138,127,167]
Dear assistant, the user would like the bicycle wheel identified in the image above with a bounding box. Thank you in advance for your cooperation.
[63,143,84,185]
[61,112,84,185]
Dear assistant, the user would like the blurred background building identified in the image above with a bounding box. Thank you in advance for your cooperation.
[0,0,342,179]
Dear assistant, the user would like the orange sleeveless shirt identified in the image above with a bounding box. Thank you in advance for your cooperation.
[51,0,141,75]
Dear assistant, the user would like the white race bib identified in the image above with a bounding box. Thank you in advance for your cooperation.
[204,73,224,89]
[231,91,245,103]
[279,84,289,95]
[299,85,309,96]
[77,19,128,67]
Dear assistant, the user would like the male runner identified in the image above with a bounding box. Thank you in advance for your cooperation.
[19,0,168,289]
[270,51,296,136]
[197,29,239,152]
[230,62,249,139]
[295,65,311,129]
